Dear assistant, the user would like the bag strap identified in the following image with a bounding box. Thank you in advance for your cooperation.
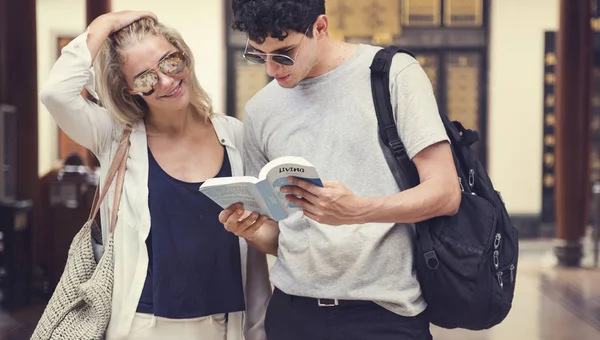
[369,46,419,187]
[87,129,131,234]
[369,46,436,256]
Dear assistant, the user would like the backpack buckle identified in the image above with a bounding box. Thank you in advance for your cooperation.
[389,139,405,155]
[424,251,439,269]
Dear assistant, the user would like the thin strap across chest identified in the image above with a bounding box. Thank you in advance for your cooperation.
[87,129,131,234]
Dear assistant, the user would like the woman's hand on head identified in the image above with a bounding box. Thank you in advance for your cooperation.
[94,10,158,34]
[87,10,158,61]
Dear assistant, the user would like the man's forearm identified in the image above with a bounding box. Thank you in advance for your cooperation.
[246,220,279,256]
[362,178,461,224]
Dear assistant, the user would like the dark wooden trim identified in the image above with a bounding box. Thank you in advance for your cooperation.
[84,0,110,168]
[225,0,236,118]
[225,0,231,116]
[0,0,7,103]
[555,0,592,242]
[5,0,38,202]
[481,0,491,169]
[479,46,489,169]
[541,31,557,228]
[86,0,110,24]
[3,0,39,299]
[226,48,237,118]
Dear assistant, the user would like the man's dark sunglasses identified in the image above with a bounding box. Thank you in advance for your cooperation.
[242,26,310,67]
[243,51,296,66]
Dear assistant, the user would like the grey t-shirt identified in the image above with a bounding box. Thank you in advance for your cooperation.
[241,44,449,316]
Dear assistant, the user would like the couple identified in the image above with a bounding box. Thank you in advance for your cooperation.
[40,1,460,339]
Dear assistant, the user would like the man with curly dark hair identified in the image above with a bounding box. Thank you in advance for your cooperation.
[219,1,461,339]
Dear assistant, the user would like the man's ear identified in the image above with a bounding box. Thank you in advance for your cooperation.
[314,15,328,37]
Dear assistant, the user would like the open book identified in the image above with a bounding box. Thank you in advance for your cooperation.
[199,156,323,221]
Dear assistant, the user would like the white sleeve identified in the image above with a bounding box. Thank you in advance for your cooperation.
[39,29,116,157]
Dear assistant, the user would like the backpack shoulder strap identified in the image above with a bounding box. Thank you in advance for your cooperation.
[370,46,437,257]
[369,46,419,187]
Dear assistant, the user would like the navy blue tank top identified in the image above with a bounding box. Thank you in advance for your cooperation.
[136,147,245,319]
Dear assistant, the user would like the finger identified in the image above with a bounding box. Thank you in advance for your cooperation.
[287,177,323,196]
[281,185,319,204]
[218,203,243,223]
[239,212,260,231]
[138,11,158,22]
[224,208,245,231]
[239,209,253,220]
[238,213,262,236]
[218,209,233,224]
[236,216,268,239]
[228,213,265,238]
[247,216,269,237]
[130,14,155,25]
[286,195,319,216]
[118,11,157,29]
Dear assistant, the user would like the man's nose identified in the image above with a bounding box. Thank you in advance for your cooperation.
[265,60,281,78]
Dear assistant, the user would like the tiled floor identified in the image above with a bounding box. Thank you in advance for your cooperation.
[0,303,45,340]
[2,239,599,339]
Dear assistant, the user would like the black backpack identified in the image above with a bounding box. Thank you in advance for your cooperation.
[369,46,519,330]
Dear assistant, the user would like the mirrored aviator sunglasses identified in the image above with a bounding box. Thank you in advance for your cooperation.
[132,51,187,96]
[243,52,295,66]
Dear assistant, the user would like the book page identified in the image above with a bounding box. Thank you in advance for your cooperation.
[200,176,258,187]
[256,180,288,221]
[199,182,270,217]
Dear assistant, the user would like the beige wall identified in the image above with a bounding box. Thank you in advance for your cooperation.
[488,0,558,215]
[36,0,559,216]
[36,0,225,175]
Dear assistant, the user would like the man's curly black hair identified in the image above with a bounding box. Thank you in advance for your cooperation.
[231,0,326,43]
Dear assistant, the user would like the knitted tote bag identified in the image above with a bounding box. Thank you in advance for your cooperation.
[31,130,131,340]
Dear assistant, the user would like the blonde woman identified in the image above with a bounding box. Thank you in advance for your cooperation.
[40,11,271,340]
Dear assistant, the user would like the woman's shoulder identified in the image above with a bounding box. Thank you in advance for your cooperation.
[211,113,242,127]
[211,113,244,141]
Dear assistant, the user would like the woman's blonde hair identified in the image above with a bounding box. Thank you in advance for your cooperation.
[94,18,214,127]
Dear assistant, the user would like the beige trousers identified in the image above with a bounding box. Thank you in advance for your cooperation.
[127,312,228,340]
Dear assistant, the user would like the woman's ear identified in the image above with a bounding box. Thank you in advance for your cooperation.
[128,89,143,96]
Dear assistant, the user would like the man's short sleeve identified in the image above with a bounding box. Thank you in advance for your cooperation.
[242,110,269,177]
[390,55,449,160]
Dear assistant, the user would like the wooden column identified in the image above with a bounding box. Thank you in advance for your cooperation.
[87,0,111,24]
[4,0,38,202]
[0,0,38,304]
[85,0,111,167]
[0,0,7,103]
[554,0,593,267]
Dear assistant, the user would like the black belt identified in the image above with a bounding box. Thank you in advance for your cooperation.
[276,288,373,307]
